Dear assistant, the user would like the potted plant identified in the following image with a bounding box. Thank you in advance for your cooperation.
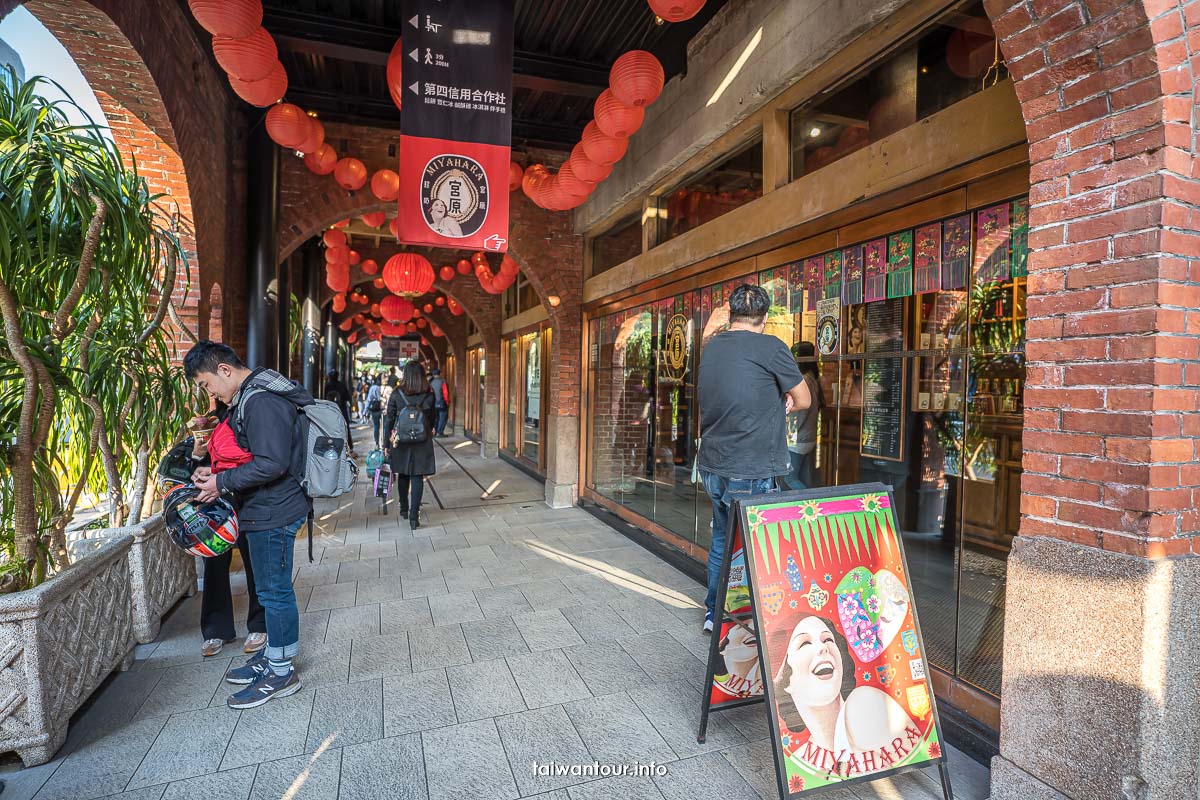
[0,70,193,765]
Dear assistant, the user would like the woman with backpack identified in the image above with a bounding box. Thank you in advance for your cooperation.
[383,361,437,528]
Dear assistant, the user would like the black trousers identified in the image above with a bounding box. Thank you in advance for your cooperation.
[200,533,266,641]
[395,474,425,512]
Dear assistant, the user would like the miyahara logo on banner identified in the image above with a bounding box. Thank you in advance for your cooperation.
[398,0,513,252]
[420,154,489,239]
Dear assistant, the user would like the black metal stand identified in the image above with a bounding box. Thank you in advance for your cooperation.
[938,761,955,799]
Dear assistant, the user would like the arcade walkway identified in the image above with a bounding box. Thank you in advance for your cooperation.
[0,433,990,800]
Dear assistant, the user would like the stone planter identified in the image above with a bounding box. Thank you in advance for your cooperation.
[68,515,197,643]
[0,535,136,766]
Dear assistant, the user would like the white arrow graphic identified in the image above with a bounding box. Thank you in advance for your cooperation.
[409,14,419,29]
[409,82,420,95]
[409,48,419,62]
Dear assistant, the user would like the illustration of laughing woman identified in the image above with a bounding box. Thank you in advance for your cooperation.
[770,614,918,778]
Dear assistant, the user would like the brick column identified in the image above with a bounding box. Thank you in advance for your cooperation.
[984,2,1200,799]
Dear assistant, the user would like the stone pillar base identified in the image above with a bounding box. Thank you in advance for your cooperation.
[545,480,576,509]
[482,401,500,458]
[989,535,1200,800]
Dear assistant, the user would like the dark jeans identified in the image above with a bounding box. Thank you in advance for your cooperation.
[396,474,425,512]
[370,411,382,448]
[200,534,265,641]
[700,470,778,613]
[244,517,304,661]
[435,407,448,436]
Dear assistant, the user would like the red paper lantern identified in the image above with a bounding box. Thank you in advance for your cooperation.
[265,103,310,149]
[213,27,278,82]
[556,160,594,201]
[594,89,644,139]
[386,38,404,111]
[371,169,400,201]
[332,219,350,228]
[380,295,415,323]
[568,144,613,186]
[581,121,628,166]
[383,253,435,296]
[361,258,379,275]
[361,211,387,228]
[228,62,287,107]
[326,268,349,293]
[439,265,455,281]
[348,331,359,344]
[338,318,353,331]
[373,278,386,289]
[416,318,427,329]
[381,321,404,336]
[412,307,421,318]
[370,303,381,317]
[323,229,347,249]
[522,164,551,205]
[610,50,665,108]
[348,250,361,266]
[334,158,368,191]
[388,217,400,238]
[472,251,488,265]
[406,323,417,333]
[304,143,337,175]
[354,313,366,325]
[423,303,434,314]
[508,161,524,192]
[325,245,349,265]
[188,0,262,39]
[648,0,705,23]
[435,296,446,307]
[430,323,443,336]
[456,259,472,276]
[448,298,464,316]
[332,293,346,313]
[296,116,324,155]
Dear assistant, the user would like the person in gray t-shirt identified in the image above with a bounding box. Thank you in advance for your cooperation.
[696,284,810,633]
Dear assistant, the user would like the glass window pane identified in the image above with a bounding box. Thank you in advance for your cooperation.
[592,214,643,277]
[657,139,763,246]
[651,294,699,541]
[523,333,541,465]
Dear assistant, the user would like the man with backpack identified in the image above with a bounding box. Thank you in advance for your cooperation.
[184,341,354,708]
[429,367,450,437]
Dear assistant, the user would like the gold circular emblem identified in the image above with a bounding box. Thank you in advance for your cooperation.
[662,314,690,378]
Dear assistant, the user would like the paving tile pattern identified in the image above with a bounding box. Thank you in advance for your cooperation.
[0,434,990,800]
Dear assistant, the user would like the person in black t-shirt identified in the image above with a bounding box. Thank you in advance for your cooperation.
[696,284,810,634]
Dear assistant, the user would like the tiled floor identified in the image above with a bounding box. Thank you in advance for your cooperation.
[0,432,991,800]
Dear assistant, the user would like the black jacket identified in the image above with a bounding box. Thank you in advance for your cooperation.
[383,390,437,476]
[216,368,312,532]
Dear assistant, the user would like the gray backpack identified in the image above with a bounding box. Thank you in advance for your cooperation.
[236,380,358,500]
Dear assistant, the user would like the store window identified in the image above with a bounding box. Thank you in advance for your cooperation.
[591,213,643,277]
[500,328,551,471]
[789,1,1006,180]
[587,194,1028,700]
[502,271,540,319]
[655,138,763,247]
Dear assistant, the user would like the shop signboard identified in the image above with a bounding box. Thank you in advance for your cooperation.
[823,251,842,302]
[706,523,765,709]
[698,484,952,800]
[816,298,840,357]
[396,0,513,252]
[841,245,864,306]
[1011,198,1029,278]
[803,256,823,311]
[863,239,887,303]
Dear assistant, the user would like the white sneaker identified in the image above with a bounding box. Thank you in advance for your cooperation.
[703,611,714,634]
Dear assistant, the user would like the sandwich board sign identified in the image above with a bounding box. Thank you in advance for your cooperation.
[698,482,953,799]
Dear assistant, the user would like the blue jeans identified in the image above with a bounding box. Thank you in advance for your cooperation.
[244,516,304,661]
[700,470,777,613]
[370,412,382,448]
[435,407,448,436]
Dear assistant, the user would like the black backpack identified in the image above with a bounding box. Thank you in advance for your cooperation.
[391,392,428,445]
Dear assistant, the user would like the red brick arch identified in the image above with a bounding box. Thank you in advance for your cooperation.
[21,0,243,354]
[984,0,1200,557]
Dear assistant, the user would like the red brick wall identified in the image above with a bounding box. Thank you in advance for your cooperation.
[24,0,245,355]
[987,0,1200,557]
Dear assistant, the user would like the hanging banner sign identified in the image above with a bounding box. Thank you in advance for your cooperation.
[696,485,951,800]
[397,0,513,252]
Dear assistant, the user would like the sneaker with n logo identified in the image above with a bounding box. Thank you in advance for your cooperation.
[225,651,270,685]
[226,669,302,709]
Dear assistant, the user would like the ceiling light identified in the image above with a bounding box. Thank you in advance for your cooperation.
[548,295,561,307]
[808,126,821,138]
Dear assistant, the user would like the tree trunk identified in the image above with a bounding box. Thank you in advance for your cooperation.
[126,440,150,526]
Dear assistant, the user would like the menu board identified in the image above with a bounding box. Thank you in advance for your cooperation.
[708,522,764,708]
[861,299,906,462]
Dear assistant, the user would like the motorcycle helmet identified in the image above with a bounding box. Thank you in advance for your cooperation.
[162,484,240,557]
[155,437,198,497]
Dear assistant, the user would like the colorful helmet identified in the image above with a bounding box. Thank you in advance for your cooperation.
[162,484,239,557]
[365,449,385,477]
[155,438,197,496]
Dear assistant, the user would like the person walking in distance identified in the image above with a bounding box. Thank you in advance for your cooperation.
[324,369,354,453]
[429,367,450,437]
[696,285,810,633]
[383,361,437,528]
[184,341,309,707]
[366,375,384,448]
